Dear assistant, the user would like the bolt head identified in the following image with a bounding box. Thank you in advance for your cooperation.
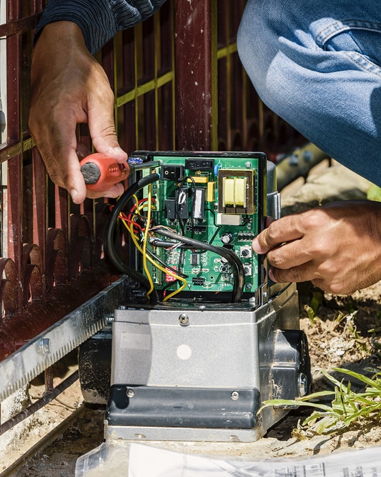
[37,338,50,355]
[127,388,135,398]
[245,162,252,169]
[179,313,189,325]
[231,391,239,401]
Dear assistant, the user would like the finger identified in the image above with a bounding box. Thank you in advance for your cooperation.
[87,81,127,164]
[266,237,314,270]
[86,182,124,200]
[269,261,321,284]
[32,110,88,204]
[49,112,88,203]
[252,215,304,254]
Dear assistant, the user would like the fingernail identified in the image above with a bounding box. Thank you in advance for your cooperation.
[70,189,78,200]
[268,268,277,283]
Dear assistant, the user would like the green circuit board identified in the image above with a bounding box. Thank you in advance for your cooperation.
[137,152,266,299]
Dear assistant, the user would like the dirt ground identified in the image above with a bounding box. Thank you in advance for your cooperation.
[3,162,381,475]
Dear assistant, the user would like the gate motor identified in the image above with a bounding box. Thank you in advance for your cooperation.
[79,151,311,443]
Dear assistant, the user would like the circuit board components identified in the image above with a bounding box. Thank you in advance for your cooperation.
[127,151,268,302]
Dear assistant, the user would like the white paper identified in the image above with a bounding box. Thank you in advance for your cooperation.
[129,443,381,477]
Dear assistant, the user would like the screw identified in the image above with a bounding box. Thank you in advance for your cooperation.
[289,154,298,166]
[37,338,50,356]
[231,391,239,401]
[179,313,189,325]
[126,388,135,398]
[245,161,252,169]
[245,283,252,290]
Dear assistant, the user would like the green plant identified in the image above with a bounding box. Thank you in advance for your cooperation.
[305,291,323,324]
[261,367,381,437]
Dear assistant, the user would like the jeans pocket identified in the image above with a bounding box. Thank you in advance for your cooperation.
[315,20,381,74]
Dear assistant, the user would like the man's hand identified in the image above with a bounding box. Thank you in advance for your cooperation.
[252,201,381,295]
[29,21,127,204]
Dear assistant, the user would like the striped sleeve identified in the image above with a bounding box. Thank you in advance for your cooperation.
[34,0,168,54]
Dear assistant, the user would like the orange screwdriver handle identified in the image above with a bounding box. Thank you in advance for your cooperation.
[80,153,131,192]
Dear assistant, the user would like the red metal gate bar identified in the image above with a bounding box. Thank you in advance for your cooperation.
[175,0,218,151]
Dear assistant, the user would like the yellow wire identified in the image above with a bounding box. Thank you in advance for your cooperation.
[142,186,154,299]
[120,215,187,301]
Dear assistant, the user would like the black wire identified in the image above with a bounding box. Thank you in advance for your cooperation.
[178,248,185,274]
[209,226,221,246]
[154,227,245,302]
[104,173,160,304]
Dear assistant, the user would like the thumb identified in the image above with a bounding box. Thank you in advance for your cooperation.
[87,91,127,163]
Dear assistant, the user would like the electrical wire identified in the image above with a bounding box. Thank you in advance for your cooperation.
[142,185,154,300]
[123,221,188,302]
[104,174,160,303]
[120,190,188,302]
[154,227,245,302]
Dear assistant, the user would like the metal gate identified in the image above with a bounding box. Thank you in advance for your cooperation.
[0,0,302,395]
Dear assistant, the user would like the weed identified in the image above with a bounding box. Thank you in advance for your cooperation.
[261,367,381,437]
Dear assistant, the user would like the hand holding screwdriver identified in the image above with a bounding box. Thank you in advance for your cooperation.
[80,153,160,192]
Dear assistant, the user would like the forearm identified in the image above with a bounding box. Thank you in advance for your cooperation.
[34,0,167,54]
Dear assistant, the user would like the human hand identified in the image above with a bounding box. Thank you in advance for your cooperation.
[252,201,381,295]
[29,21,127,204]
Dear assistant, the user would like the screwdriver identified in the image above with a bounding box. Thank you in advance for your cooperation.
[80,153,159,192]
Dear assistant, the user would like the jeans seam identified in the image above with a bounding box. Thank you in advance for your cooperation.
[344,51,381,79]
[316,19,381,47]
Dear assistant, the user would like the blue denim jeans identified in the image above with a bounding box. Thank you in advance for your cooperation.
[237,0,381,186]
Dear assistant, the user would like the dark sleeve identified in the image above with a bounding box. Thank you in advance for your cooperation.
[34,0,168,54]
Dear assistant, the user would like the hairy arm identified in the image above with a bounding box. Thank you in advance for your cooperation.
[29,0,167,203]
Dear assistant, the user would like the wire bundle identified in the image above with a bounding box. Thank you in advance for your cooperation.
[104,174,245,304]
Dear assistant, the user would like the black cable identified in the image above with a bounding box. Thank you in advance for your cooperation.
[104,173,160,303]
[155,227,245,302]
[178,248,185,274]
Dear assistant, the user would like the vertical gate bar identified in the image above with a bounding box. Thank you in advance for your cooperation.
[217,1,227,150]
[154,12,160,150]
[122,29,136,152]
[142,18,156,150]
[159,1,173,72]
[32,147,47,276]
[168,0,175,150]
[134,26,139,148]
[7,156,22,305]
[174,0,218,150]
[44,367,54,393]
[6,0,22,307]
[55,186,69,244]
[6,29,20,142]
